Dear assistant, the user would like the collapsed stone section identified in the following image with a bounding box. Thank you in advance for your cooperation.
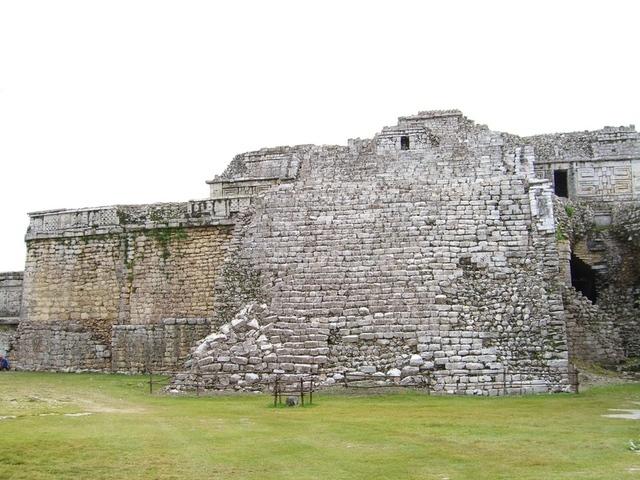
[172,303,286,390]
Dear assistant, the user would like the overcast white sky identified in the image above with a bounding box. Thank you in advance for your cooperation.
[0,0,638,271]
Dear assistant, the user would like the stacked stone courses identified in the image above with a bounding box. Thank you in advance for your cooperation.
[7,109,638,395]
[173,110,573,395]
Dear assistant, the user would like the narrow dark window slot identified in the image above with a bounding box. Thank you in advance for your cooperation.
[554,169,568,198]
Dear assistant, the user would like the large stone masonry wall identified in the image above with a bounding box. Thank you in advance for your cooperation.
[13,202,234,372]
[172,111,573,395]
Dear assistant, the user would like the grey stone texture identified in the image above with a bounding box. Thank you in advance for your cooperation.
[5,109,639,395]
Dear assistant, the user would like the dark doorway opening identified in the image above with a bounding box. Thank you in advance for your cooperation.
[554,170,568,198]
[400,136,410,150]
[570,254,597,303]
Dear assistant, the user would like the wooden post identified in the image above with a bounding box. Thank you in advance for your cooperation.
[310,380,313,405]
[274,376,279,407]
[502,367,507,396]
[426,371,431,396]
[149,371,153,394]
[300,378,304,406]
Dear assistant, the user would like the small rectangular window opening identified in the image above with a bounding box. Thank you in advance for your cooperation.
[400,136,410,150]
[553,170,568,198]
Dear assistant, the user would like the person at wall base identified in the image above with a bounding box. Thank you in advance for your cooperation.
[0,354,9,371]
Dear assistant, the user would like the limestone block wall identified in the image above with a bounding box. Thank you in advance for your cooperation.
[122,227,232,325]
[13,202,234,371]
[11,321,110,371]
[21,235,123,342]
[173,111,573,395]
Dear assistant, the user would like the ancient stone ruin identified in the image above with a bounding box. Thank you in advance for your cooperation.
[2,110,638,395]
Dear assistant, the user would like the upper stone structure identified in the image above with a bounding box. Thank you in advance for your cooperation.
[4,109,639,395]
[526,125,640,223]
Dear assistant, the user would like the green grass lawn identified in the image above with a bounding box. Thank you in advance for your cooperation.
[1,372,639,479]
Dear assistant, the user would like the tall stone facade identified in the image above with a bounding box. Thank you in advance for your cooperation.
[4,109,638,395]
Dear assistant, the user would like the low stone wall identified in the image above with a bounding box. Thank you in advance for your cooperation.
[111,318,212,373]
[12,319,212,373]
[12,321,111,371]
